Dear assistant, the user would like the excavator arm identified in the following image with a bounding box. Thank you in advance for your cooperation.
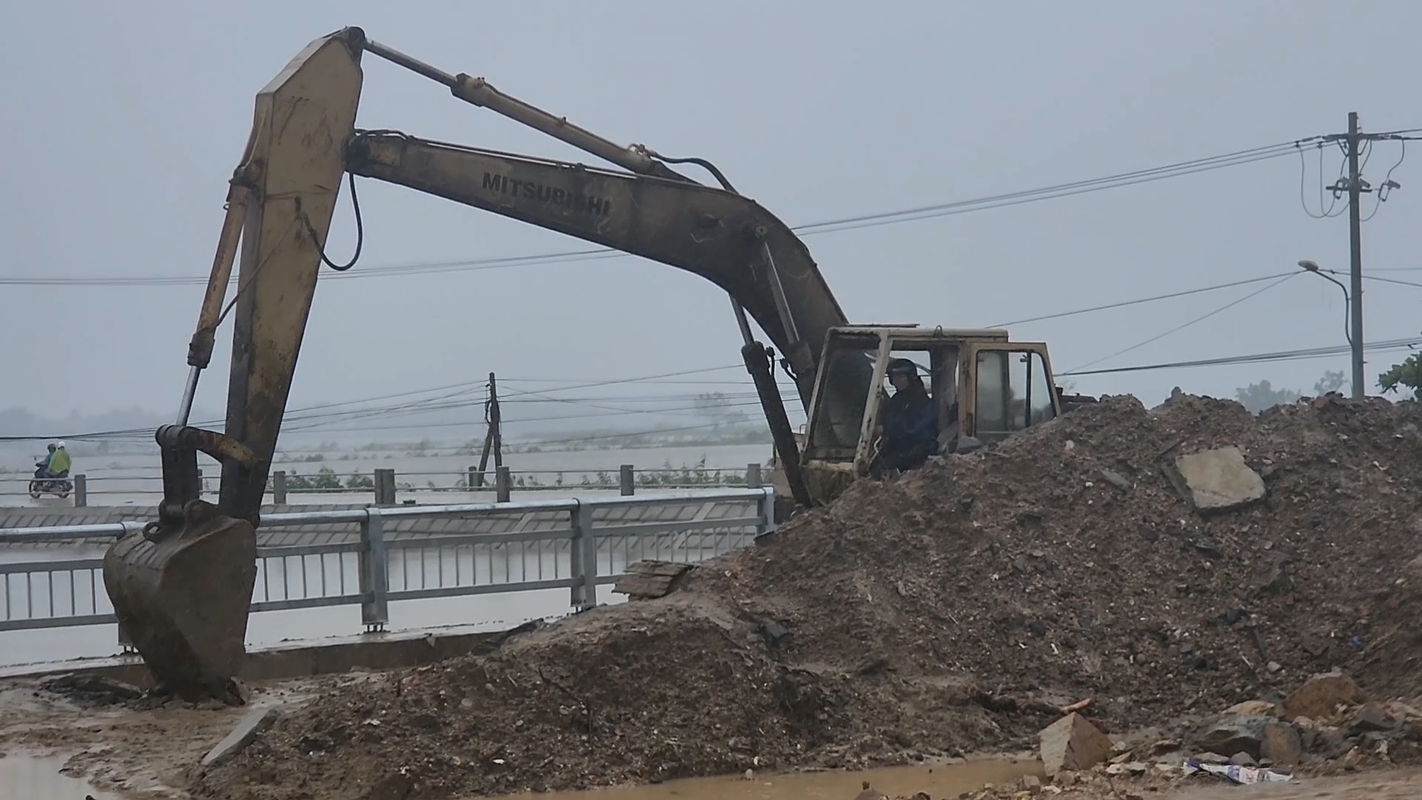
[103,25,860,703]
[345,131,841,405]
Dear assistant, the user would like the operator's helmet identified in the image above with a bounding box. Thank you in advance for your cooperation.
[887,358,918,379]
[55,441,65,449]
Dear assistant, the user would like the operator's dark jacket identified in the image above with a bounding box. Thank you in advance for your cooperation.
[880,383,938,470]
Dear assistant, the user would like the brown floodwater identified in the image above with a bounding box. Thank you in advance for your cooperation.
[0,750,124,799]
[1,749,1039,800]
[484,757,1043,800]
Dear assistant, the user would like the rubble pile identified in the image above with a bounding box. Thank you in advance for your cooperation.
[191,393,1422,800]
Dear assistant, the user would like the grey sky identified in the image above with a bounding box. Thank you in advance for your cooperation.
[2,1,1418,435]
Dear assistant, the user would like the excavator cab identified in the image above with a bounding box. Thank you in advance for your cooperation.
[798,326,1065,502]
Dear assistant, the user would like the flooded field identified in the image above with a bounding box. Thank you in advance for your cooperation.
[0,444,771,508]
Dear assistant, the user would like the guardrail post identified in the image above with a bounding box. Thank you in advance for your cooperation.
[568,502,599,611]
[374,468,396,506]
[745,462,762,489]
[73,474,87,507]
[467,465,479,489]
[619,464,634,496]
[358,509,389,633]
[196,468,204,497]
[272,470,287,505]
[495,466,511,503]
[756,487,778,539]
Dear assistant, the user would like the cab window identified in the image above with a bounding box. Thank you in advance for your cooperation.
[806,341,878,453]
[974,349,1056,440]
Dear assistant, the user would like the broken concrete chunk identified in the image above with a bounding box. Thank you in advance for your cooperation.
[1039,712,1113,776]
[1224,700,1277,717]
[1098,469,1133,491]
[1261,721,1303,766]
[1283,671,1366,719]
[1196,715,1269,759]
[1173,447,1266,512]
[201,706,281,769]
[1349,704,1397,734]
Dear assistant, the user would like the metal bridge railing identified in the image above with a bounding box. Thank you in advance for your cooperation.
[0,461,768,507]
[0,488,775,641]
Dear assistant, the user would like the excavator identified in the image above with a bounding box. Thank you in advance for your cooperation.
[101,27,1093,705]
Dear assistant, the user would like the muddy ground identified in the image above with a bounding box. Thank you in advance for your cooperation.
[0,673,365,796]
[0,668,1420,799]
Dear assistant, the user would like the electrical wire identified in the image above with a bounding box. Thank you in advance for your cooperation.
[1060,335,1422,377]
[989,272,1296,328]
[1062,273,1299,373]
[0,362,747,442]
[1360,139,1406,223]
[1298,140,1349,219]
[793,141,1310,236]
[1,137,1323,288]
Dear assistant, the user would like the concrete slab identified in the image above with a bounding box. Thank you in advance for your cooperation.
[1039,712,1113,776]
[1172,446,1266,512]
[0,619,546,686]
[202,706,281,769]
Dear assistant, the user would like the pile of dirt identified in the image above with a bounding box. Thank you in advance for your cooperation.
[191,392,1422,800]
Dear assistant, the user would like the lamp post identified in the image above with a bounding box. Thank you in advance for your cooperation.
[1297,259,1361,398]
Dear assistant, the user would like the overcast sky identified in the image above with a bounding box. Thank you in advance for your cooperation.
[2,1,1418,437]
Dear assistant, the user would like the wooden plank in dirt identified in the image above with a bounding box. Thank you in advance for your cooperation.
[613,560,694,600]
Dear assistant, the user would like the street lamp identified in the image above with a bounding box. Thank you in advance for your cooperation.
[1297,259,1360,397]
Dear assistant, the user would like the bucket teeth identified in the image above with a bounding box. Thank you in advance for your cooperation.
[102,503,257,704]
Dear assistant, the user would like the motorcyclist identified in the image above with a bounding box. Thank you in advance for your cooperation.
[36,441,71,479]
[874,358,939,473]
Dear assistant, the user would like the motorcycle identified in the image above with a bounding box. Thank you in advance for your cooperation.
[29,462,72,499]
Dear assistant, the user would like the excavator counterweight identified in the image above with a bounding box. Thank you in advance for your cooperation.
[103,26,1082,702]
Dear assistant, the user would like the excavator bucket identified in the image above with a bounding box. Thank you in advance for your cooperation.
[102,501,257,704]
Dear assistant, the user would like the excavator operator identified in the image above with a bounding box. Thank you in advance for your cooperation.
[874,359,938,474]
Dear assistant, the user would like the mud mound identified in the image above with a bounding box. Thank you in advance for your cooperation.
[192,600,1000,800]
[697,393,1422,723]
[193,393,1422,800]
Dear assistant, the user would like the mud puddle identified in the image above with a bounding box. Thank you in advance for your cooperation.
[0,750,126,799]
[484,757,1041,799]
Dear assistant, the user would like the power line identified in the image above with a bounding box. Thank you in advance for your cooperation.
[795,140,1311,235]
[989,271,1297,328]
[1062,274,1299,373]
[1061,335,1422,377]
[0,363,747,442]
[1,136,1324,288]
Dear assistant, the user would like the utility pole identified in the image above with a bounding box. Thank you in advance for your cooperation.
[474,372,502,487]
[1345,112,1366,399]
[1314,112,1405,398]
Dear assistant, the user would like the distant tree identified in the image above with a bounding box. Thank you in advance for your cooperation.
[1314,370,1347,396]
[1235,380,1303,414]
[692,392,749,429]
[1378,351,1422,401]
[1235,370,1352,413]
